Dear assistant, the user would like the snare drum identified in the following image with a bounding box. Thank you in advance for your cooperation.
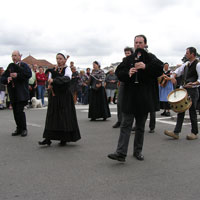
[167,88,192,113]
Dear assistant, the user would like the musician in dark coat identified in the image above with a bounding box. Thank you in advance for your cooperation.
[1,50,32,137]
[38,51,81,146]
[88,61,111,121]
[108,35,163,162]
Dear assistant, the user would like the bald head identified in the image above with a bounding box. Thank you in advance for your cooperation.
[12,50,22,63]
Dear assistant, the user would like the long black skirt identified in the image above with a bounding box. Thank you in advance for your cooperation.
[88,87,111,119]
[160,101,171,110]
[43,90,81,142]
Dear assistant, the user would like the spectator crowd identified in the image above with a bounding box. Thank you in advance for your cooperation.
[0,61,119,110]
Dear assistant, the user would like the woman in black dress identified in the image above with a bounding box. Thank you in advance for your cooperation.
[38,52,81,146]
[88,61,111,121]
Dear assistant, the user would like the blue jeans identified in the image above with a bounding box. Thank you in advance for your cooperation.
[37,85,45,105]
[77,90,82,103]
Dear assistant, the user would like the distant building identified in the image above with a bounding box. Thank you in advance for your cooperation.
[22,55,55,70]
[103,62,121,73]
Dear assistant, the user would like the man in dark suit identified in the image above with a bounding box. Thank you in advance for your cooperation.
[1,50,32,137]
[108,35,163,162]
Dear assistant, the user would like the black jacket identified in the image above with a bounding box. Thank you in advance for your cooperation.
[115,51,163,115]
[1,62,32,103]
[0,75,6,91]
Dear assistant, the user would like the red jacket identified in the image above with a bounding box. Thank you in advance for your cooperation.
[36,72,47,86]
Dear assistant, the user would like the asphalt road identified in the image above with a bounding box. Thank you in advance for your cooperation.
[0,105,200,200]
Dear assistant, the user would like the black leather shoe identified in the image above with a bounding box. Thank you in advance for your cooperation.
[59,141,67,146]
[133,152,144,161]
[132,126,136,132]
[38,139,52,146]
[12,130,21,136]
[112,122,121,128]
[165,112,171,116]
[21,130,28,137]
[149,129,155,133]
[161,111,166,116]
[107,153,126,162]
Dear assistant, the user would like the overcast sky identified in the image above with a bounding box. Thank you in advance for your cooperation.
[0,0,199,69]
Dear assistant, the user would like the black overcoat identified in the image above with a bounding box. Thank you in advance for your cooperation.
[1,62,32,103]
[115,51,163,115]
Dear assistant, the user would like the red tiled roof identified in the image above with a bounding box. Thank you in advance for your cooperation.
[22,55,54,68]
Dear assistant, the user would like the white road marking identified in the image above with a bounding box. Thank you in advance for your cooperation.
[76,106,89,110]
[9,120,41,128]
[81,110,89,112]
[148,117,200,126]
[23,105,200,127]
[29,104,117,110]
[111,112,117,115]
[80,110,200,126]
[80,110,117,115]
[26,122,41,128]
[27,107,47,110]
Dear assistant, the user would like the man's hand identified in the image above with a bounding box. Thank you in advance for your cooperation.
[129,67,137,77]
[7,77,12,83]
[134,62,146,70]
[96,83,101,88]
[48,78,53,84]
[171,77,177,85]
[184,82,195,88]
[10,73,17,78]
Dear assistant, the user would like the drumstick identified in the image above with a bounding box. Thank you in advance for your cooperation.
[173,82,177,98]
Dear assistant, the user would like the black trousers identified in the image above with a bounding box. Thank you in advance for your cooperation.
[132,112,155,130]
[12,101,27,131]
[117,83,124,123]
[116,112,148,156]
[149,112,156,130]
[174,88,199,135]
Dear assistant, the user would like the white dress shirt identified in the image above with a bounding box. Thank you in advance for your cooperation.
[174,60,200,83]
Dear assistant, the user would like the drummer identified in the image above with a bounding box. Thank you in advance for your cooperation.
[164,47,200,140]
